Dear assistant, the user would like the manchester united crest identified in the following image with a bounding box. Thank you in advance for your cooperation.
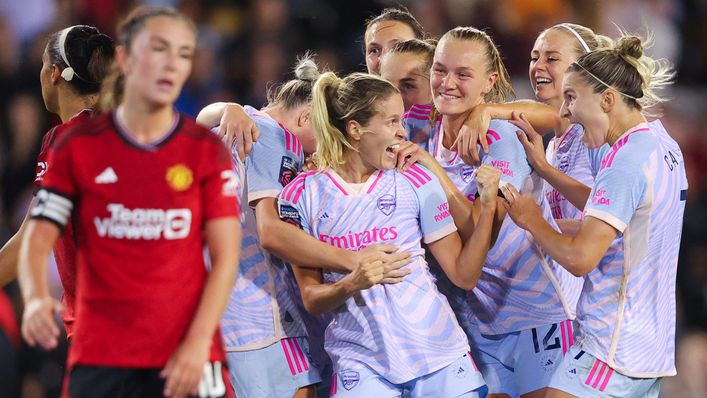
[166,164,194,191]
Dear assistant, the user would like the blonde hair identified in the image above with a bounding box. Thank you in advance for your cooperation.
[544,23,613,56]
[310,72,399,170]
[442,27,516,103]
[567,32,674,116]
[264,52,321,111]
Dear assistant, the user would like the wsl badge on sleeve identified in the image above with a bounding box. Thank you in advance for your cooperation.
[279,204,302,228]
[279,156,298,187]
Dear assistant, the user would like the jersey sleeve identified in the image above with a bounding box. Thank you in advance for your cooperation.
[403,104,434,151]
[403,164,457,244]
[478,120,532,189]
[245,119,304,206]
[30,137,77,231]
[584,154,646,233]
[277,173,312,235]
[202,140,241,221]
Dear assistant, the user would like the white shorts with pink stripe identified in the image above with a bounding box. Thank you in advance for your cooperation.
[226,336,322,398]
[549,345,661,398]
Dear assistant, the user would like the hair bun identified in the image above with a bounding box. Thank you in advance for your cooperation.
[614,36,643,60]
[294,54,320,82]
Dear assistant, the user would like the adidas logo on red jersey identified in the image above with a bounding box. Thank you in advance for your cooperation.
[95,167,118,184]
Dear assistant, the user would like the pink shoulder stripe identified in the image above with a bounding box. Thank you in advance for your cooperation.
[366,170,383,194]
[601,127,650,170]
[403,113,429,121]
[409,164,432,182]
[324,172,349,195]
[402,172,420,188]
[283,177,306,202]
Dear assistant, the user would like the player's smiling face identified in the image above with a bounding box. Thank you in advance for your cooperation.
[561,71,608,148]
[380,51,431,111]
[365,20,416,75]
[352,94,406,171]
[530,29,581,107]
[120,15,196,107]
[431,37,497,118]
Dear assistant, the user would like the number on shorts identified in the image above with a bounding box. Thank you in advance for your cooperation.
[198,361,226,398]
[531,323,561,353]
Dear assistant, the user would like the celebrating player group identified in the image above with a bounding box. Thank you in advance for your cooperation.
[0,4,686,398]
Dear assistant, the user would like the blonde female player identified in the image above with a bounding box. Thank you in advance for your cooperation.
[503,34,686,398]
[279,72,502,397]
[398,27,581,398]
[18,6,240,398]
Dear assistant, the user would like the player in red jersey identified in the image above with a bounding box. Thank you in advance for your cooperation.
[0,26,114,339]
[18,6,241,398]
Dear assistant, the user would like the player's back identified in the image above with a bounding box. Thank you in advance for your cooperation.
[580,121,687,377]
[221,105,310,350]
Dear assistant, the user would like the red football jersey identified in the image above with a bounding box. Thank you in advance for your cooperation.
[34,109,92,338]
[34,112,240,367]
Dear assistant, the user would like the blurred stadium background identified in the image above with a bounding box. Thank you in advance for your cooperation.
[0,0,705,396]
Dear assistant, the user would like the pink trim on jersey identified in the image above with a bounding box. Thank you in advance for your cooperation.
[330,373,338,395]
[404,168,426,186]
[324,172,349,195]
[485,130,501,146]
[283,175,306,202]
[601,127,650,170]
[403,172,420,188]
[367,170,384,194]
[409,164,432,182]
[408,108,430,117]
[281,339,297,375]
[567,320,574,349]
[279,122,302,157]
[404,112,429,121]
[292,338,310,371]
[412,103,432,109]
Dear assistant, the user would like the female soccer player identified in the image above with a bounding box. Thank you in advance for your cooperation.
[461,24,612,226]
[0,25,114,337]
[279,72,501,397]
[363,7,425,75]
[502,34,686,398]
[18,6,240,398]
[400,27,580,398]
[219,55,327,398]
[379,38,435,112]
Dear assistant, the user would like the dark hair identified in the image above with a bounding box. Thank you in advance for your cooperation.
[386,38,437,76]
[265,52,322,111]
[311,72,399,169]
[567,34,674,113]
[98,6,196,112]
[363,7,425,51]
[46,25,114,95]
[442,27,516,103]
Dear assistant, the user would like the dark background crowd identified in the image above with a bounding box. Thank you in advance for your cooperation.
[0,0,705,397]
